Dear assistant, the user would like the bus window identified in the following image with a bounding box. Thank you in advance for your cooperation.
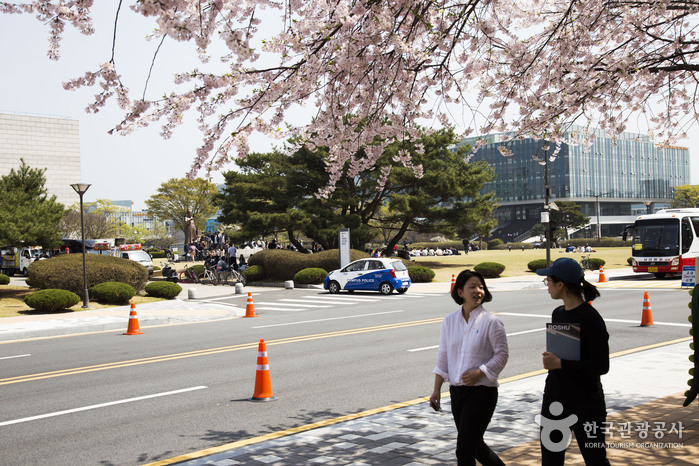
[682,218,693,254]
[691,217,699,236]
[633,218,679,256]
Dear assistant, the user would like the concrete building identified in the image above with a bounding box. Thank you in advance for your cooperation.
[460,126,691,240]
[0,112,82,207]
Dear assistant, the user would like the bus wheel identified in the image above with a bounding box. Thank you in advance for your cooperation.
[653,273,666,279]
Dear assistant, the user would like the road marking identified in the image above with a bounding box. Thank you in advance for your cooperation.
[0,386,207,427]
[277,299,332,307]
[408,327,546,352]
[0,354,31,360]
[253,310,405,329]
[0,318,442,386]
[147,337,692,466]
[497,312,691,327]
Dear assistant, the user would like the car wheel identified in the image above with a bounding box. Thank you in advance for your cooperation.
[397,288,407,294]
[328,281,341,294]
[379,282,393,295]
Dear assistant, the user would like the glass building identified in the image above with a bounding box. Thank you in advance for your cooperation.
[460,126,691,238]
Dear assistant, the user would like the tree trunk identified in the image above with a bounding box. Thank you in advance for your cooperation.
[287,229,309,253]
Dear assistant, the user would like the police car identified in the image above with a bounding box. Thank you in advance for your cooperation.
[324,258,411,295]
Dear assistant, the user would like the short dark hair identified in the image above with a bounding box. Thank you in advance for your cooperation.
[451,269,493,305]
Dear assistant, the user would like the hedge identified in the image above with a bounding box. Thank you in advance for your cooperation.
[90,281,136,305]
[0,273,9,285]
[242,265,265,282]
[28,254,148,297]
[527,259,548,272]
[247,249,370,281]
[474,262,506,278]
[407,265,435,282]
[145,281,182,299]
[24,289,80,312]
[294,268,328,285]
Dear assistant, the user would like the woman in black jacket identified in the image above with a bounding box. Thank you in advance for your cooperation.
[536,258,610,465]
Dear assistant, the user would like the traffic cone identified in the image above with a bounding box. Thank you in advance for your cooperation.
[243,292,258,318]
[450,274,456,293]
[123,303,144,335]
[640,291,654,327]
[250,339,277,402]
[598,266,607,283]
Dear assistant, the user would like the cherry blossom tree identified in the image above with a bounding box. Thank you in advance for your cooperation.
[2,1,698,192]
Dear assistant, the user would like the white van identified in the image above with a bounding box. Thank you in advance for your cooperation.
[117,244,153,274]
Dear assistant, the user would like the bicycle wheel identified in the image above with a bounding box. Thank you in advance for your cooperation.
[223,272,235,286]
[238,273,247,286]
[179,271,192,283]
[199,272,211,285]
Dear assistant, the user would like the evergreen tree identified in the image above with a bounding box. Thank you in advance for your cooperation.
[0,159,66,248]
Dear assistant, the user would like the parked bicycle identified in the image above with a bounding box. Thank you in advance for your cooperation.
[224,267,247,286]
[199,264,226,285]
[178,263,200,283]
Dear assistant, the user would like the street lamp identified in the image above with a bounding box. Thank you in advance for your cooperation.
[71,183,91,308]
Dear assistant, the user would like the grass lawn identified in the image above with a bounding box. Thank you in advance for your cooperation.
[410,246,633,283]
[0,285,162,318]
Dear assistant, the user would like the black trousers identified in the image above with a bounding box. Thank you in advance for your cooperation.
[449,385,505,466]
[540,393,610,465]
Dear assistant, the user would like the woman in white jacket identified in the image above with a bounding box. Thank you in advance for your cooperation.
[429,269,509,466]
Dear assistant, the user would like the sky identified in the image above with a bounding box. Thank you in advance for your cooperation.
[1,5,698,211]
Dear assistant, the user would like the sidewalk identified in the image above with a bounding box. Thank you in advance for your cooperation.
[153,341,698,465]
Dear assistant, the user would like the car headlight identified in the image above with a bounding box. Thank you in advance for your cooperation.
[671,257,680,266]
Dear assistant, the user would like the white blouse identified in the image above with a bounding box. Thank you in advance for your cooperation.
[433,305,509,387]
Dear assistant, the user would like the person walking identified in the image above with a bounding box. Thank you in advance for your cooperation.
[536,258,610,465]
[227,243,238,270]
[429,269,509,466]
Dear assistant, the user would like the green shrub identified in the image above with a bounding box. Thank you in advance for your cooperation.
[408,265,435,282]
[627,257,633,266]
[248,249,370,281]
[474,262,506,278]
[149,251,167,259]
[527,259,548,272]
[0,273,9,285]
[90,281,136,305]
[588,258,606,271]
[191,264,205,276]
[144,281,182,299]
[243,265,265,282]
[487,239,504,250]
[24,289,80,312]
[28,254,148,297]
[294,268,328,285]
[500,242,535,250]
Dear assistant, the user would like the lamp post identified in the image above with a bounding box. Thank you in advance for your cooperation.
[71,183,91,308]
[542,142,552,267]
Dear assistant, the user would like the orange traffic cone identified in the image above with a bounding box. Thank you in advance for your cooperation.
[123,303,144,335]
[250,339,277,402]
[598,266,607,283]
[640,291,654,327]
[243,292,258,318]
[450,274,456,293]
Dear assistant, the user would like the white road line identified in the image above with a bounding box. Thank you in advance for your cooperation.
[0,386,207,427]
[252,310,404,328]
[254,302,309,308]
[0,354,31,361]
[408,327,546,352]
[276,300,332,308]
[497,313,690,328]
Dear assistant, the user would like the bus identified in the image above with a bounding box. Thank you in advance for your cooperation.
[624,209,699,278]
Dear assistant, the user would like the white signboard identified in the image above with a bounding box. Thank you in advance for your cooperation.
[338,228,350,269]
[682,266,695,288]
